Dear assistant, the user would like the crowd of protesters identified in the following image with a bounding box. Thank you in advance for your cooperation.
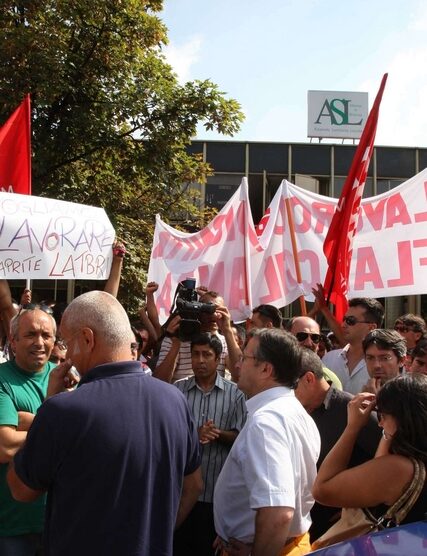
[1,246,427,556]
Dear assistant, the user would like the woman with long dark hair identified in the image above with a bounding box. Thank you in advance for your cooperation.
[312,373,427,530]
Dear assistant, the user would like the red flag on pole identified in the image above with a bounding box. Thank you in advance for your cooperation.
[0,95,32,195]
[323,74,388,321]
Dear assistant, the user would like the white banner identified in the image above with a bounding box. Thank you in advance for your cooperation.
[148,169,427,322]
[148,178,257,323]
[0,193,115,279]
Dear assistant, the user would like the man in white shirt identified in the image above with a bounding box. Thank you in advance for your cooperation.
[322,298,384,394]
[214,328,320,556]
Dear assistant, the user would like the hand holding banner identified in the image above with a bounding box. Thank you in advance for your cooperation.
[0,192,115,279]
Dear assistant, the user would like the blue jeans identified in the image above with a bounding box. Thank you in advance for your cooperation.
[0,534,43,556]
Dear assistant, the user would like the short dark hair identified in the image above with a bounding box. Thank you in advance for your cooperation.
[191,332,222,359]
[249,328,301,387]
[412,339,427,359]
[376,373,427,464]
[396,314,427,334]
[319,333,333,352]
[252,304,282,328]
[362,329,407,359]
[348,297,384,327]
[199,291,221,303]
[299,348,324,380]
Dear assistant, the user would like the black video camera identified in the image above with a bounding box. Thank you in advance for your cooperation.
[171,278,216,342]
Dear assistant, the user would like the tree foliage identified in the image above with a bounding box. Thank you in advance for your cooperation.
[0,0,244,310]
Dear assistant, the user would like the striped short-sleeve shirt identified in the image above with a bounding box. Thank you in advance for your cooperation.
[175,373,247,502]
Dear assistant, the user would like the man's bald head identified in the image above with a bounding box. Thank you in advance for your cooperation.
[62,291,133,349]
[60,291,134,375]
[290,316,321,353]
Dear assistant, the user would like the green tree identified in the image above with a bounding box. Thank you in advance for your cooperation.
[0,0,244,310]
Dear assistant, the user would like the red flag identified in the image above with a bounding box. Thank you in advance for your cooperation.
[323,74,388,321]
[0,95,31,195]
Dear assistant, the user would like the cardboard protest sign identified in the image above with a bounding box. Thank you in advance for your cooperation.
[0,193,115,279]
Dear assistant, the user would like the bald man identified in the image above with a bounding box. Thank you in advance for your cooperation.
[290,316,342,390]
[7,291,202,556]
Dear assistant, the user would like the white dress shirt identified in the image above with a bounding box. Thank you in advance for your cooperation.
[213,386,320,543]
[322,345,370,394]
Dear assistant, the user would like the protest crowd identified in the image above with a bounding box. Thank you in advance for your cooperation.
[1,238,427,556]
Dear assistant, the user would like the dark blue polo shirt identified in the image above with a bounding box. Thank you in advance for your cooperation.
[14,361,201,556]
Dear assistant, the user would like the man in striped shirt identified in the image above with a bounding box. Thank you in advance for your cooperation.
[174,332,247,556]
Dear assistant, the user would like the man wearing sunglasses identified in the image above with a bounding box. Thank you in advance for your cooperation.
[290,316,342,390]
[322,298,384,395]
[394,313,427,356]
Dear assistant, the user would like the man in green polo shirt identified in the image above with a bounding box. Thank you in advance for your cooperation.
[0,306,57,556]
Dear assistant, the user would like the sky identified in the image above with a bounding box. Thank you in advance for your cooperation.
[161,0,427,147]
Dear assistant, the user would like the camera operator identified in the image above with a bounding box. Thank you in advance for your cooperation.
[154,290,229,384]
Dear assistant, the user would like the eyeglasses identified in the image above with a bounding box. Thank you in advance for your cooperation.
[131,342,140,352]
[365,354,395,363]
[19,303,54,315]
[394,325,411,333]
[238,353,259,363]
[295,332,321,344]
[343,316,373,326]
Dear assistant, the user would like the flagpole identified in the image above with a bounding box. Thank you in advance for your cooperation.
[25,94,32,195]
[284,194,307,316]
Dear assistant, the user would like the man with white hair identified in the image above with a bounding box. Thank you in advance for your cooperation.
[7,291,202,556]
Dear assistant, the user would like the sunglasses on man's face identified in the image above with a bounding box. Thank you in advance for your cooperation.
[295,332,321,344]
[343,316,373,326]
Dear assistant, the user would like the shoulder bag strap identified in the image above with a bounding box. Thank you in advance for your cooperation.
[384,458,426,524]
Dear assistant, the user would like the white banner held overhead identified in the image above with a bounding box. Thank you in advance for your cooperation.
[257,169,427,302]
[148,168,427,319]
[148,178,258,323]
[0,193,115,279]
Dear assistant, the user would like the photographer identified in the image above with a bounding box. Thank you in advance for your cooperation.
[153,288,229,384]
